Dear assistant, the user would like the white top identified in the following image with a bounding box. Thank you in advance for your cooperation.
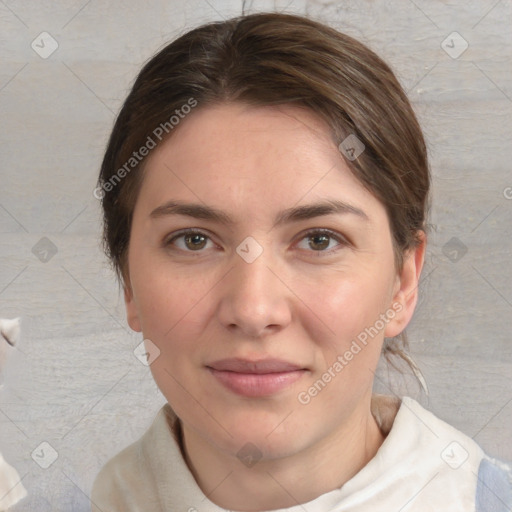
[0,451,27,511]
[91,395,512,511]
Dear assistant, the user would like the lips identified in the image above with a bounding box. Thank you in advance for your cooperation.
[206,358,307,397]
[207,358,304,374]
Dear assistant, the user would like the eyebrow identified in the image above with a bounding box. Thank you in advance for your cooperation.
[150,199,369,227]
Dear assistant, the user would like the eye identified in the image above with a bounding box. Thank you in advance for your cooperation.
[295,229,347,254]
[164,230,215,252]
[164,228,348,255]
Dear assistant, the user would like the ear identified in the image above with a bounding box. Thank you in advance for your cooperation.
[384,231,426,338]
[124,276,142,333]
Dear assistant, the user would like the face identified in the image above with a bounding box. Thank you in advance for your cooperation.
[124,102,423,461]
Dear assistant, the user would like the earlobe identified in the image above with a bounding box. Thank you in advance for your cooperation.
[384,231,427,338]
[124,279,142,333]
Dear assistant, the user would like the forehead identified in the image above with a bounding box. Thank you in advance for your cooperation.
[136,102,383,221]
[148,102,338,167]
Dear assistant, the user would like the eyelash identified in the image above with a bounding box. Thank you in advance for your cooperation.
[164,228,348,256]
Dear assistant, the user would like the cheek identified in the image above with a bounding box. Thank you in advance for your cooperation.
[296,268,392,342]
[128,230,214,334]
[135,269,209,341]
[132,266,212,407]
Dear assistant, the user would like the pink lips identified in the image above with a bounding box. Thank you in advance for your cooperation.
[206,358,307,397]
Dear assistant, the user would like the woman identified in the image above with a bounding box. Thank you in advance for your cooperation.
[91,12,511,512]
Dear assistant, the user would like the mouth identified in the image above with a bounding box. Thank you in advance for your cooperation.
[206,358,308,397]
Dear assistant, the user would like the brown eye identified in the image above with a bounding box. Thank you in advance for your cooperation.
[296,229,347,254]
[308,233,331,251]
[184,233,208,250]
[165,230,214,252]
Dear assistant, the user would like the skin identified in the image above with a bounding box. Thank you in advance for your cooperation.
[123,102,425,511]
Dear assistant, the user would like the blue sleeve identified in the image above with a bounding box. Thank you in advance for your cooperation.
[475,457,512,512]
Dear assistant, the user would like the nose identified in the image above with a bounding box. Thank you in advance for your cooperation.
[216,247,292,338]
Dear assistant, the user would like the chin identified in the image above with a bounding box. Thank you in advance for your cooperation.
[216,411,308,456]
[217,431,306,465]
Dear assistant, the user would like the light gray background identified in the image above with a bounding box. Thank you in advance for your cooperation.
[0,1,511,510]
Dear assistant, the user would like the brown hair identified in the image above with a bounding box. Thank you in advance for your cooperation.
[98,12,430,379]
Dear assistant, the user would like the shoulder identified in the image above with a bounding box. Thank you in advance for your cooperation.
[396,397,512,510]
[91,431,164,512]
[90,405,176,512]
[475,456,512,512]
[91,433,155,512]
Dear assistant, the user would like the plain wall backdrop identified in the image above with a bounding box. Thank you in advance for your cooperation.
[0,0,511,510]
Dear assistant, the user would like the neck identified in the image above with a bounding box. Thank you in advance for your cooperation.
[180,395,386,511]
